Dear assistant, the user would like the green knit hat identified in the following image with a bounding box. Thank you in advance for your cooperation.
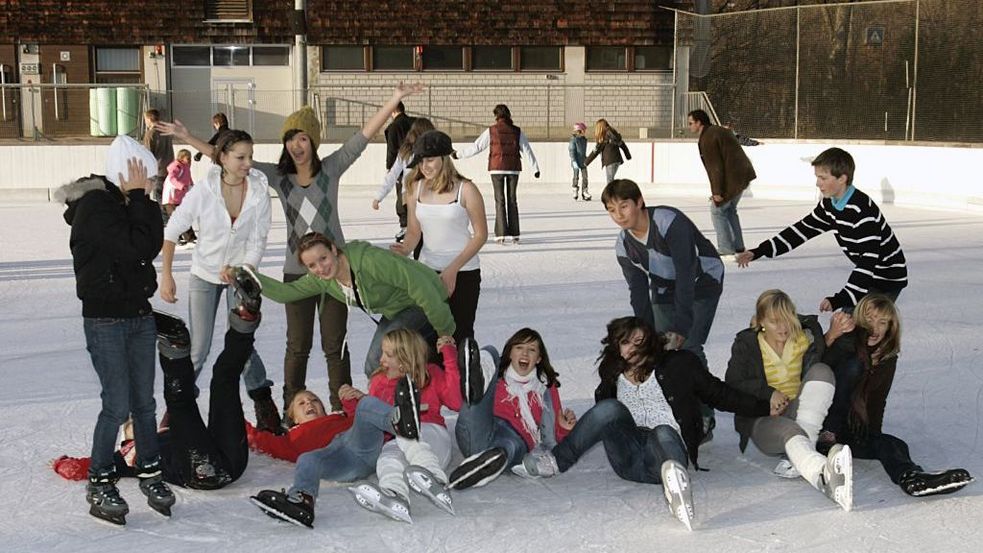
[282,106,322,151]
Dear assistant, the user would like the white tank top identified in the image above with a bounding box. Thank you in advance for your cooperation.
[415,181,480,272]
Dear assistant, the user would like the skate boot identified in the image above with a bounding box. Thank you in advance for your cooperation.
[405,465,455,515]
[660,460,694,531]
[900,468,974,497]
[348,481,413,524]
[86,470,129,526]
[390,375,421,440]
[395,227,407,242]
[153,310,191,357]
[447,447,509,490]
[458,337,496,405]
[512,448,559,479]
[819,444,853,511]
[251,489,315,528]
[137,459,176,517]
[581,186,592,201]
[230,266,263,322]
[248,386,284,435]
[572,185,580,200]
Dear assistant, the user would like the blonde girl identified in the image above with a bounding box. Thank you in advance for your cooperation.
[585,118,631,183]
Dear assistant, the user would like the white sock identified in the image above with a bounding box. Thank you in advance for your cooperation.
[784,434,826,489]
[795,379,834,444]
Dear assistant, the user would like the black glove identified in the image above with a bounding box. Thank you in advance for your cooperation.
[193,151,203,161]
[625,154,632,161]
[534,171,541,179]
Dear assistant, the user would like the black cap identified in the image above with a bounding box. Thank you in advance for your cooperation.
[406,130,453,168]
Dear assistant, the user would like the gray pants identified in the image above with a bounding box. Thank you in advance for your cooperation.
[748,363,835,454]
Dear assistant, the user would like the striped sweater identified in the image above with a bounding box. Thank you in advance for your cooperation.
[749,187,907,309]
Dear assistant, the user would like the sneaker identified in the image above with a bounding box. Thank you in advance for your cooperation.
[348,482,413,524]
[137,462,176,517]
[249,387,284,435]
[515,449,559,478]
[447,447,509,490]
[660,460,694,531]
[395,227,407,242]
[819,444,853,511]
[390,375,421,440]
[231,266,263,321]
[251,489,315,528]
[458,337,495,405]
[86,472,129,526]
[773,457,800,479]
[405,465,455,515]
[900,469,974,497]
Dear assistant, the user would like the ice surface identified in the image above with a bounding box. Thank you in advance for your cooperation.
[1,183,981,551]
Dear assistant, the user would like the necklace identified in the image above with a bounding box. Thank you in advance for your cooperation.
[222,178,244,187]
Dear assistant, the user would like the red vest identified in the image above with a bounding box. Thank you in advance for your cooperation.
[488,120,521,171]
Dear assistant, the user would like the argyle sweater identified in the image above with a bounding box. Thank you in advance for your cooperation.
[254,132,369,276]
[749,187,907,309]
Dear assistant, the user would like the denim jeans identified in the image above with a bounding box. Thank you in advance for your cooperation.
[84,315,160,474]
[604,162,622,184]
[552,399,688,484]
[490,174,520,238]
[455,373,529,467]
[363,306,437,378]
[571,167,588,189]
[651,293,721,371]
[709,191,745,255]
[188,273,271,392]
[291,396,393,497]
[846,432,920,484]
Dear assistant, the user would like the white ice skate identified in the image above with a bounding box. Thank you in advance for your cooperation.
[405,465,455,515]
[347,481,413,524]
[819,444,853,511]
[660,460,694,531]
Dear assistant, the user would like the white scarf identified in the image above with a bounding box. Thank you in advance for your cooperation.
[503,365,547,445]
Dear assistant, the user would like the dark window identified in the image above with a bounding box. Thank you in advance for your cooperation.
[634,46,672,71]
[322,46,365,71]
[172,46,211,66]
[472,46,512,70]
[95,48,140,72]
[422,46,463,70]
[212,46,250,67]
[252,46,290,66]
[374,46,414,70]
[205,0,252,21]
[586,47,627,71]
[519,47,561,71]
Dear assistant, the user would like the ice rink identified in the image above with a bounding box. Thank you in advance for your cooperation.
[1,181,981,552]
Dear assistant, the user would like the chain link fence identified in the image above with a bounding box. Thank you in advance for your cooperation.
[0,83,149,140]
[675,0,983,142]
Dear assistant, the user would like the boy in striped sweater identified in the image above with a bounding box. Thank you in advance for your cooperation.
[736,148,907,312]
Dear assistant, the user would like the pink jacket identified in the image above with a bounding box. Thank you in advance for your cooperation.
[493,380,570,449]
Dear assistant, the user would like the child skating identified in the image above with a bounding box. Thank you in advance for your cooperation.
[568,122,590,200]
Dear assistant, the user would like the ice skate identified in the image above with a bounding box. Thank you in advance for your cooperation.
[405,465,455,515]
[900,469,974,497]
[86,473,129,526]
[819,444,853,511]
[660,459,694,531]
[581,186,592,201]
[572,185,580,200]
[390,375,421,440]
[137,461,175,517]
[153,310,190,352]
[458,337,496,405]
[230,266,262,321]
[513,449,558,479]
[251,489,314,528]
[347,481,413,524]
[447,447,509,490]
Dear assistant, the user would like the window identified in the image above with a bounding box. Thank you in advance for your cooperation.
[586,47,627,71]
[634,46,672,71]
[422,46,463,70]
[212,46,250,66]
[519,47,561,71]
[322,46,365,71]
[373,46,414,70]
[172,46,211,66]
[472,46,512,70]
[252,46,290,66]
[94,47,141,84]
[205,0,252,21]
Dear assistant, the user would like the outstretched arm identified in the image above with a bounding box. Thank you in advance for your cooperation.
[360,83,425,140]
[156,120,214,159]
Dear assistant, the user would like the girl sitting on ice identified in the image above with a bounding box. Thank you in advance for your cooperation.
[725,289,854,511]
[252,328,460,528]
[449,328,576,490]
[820,294,973,497]
[517,316,774,531]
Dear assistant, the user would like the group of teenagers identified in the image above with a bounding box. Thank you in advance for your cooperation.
[54,82,972,531]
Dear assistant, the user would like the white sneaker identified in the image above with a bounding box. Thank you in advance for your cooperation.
[820,444,853,511]
[661,460,694,531]
[773,457,800,479]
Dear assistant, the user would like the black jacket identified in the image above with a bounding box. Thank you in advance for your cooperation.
[194,124,231,161]
[585,129,631,168]
[823,332,897,437]
[595,350,770,468]
[724,315,825,450]
[384,113,415,170]
[56,176,163,318]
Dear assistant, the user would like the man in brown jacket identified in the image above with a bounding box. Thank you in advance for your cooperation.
[688,109,756,256]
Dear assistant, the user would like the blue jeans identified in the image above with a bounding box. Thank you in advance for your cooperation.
[363,306,437,378]
[455,373,529,467]
[604,162,622,184]
[290,396,393,497]
[552,400,688,484]
[709,191,745,255]
[84,315,160,474]
[188,274,271,392]
[652,293,720,370]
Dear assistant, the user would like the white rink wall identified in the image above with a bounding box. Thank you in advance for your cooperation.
[1,140,981,213]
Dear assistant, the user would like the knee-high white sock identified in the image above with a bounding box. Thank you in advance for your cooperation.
[795,379,834,444]
[784,434,826,489]
[376,441,410,500]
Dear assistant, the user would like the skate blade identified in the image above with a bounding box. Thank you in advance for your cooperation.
[347,485,413,524]
[662,466,695,531]
[89,506,126,526]
[510,464,540,480]
[912,476,975,497]
[406,470,456,516]
[833,446,854,512]
[249,496,312,529]
[149,503,172,517]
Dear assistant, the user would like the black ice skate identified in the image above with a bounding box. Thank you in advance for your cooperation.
[447,447,508,490]
[390,375,421,440]
[137,461,176,517]
[153,310,190,356]
[458,337,484,405]
[86,473,129,526]
[251,489,315,528]
[900,469,974,497]
[231,266,263,321]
